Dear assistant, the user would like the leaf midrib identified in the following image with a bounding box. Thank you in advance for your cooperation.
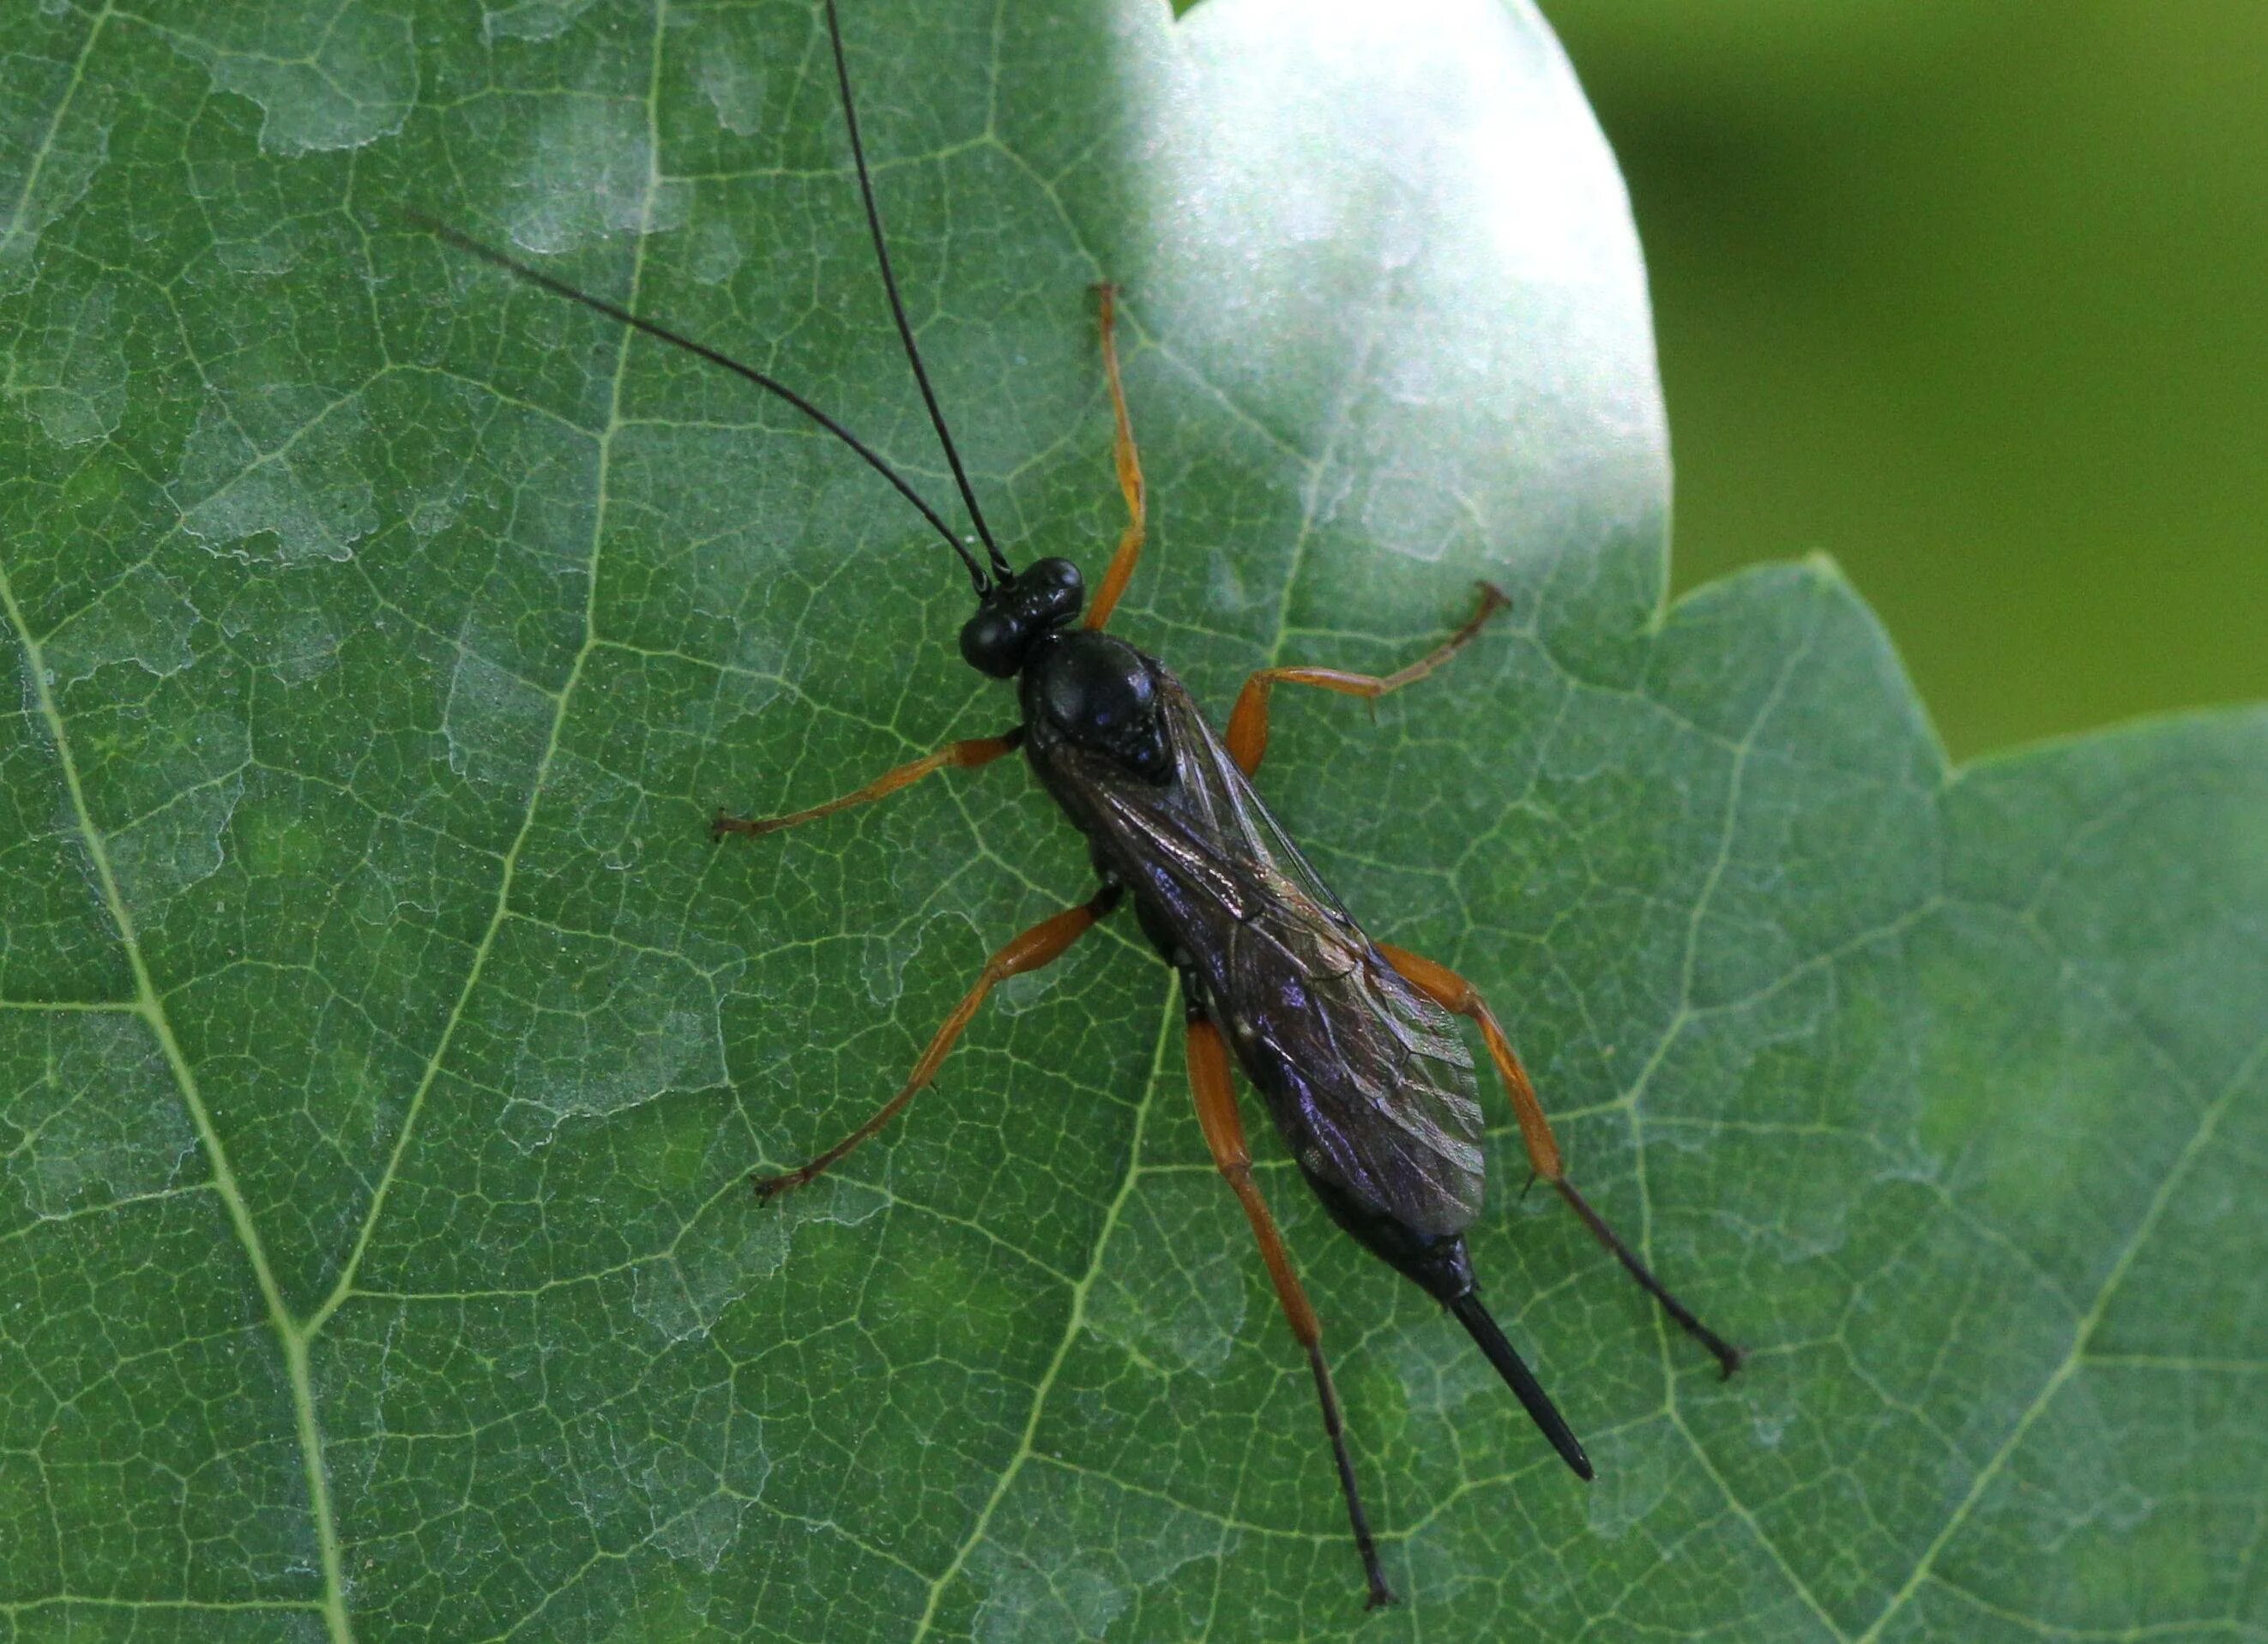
[0,4,682,1638]
[0,558,354,1640]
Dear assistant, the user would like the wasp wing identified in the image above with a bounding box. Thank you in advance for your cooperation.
[1076,669,1487,1236]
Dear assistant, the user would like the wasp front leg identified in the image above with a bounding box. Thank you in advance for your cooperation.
[1378,943,1746,1379]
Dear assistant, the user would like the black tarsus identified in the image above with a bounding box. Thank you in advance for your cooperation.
[1448,1292,1594,1482]
[1555,1179,1746,1379]
[407,212,991,594]
[819,0,1010,584]
[1304,1345,1396,1609]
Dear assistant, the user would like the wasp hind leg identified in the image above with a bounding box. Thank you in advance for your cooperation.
[1185,1005,1395,1610]
[711,729,1021,841]
[1378,944,1746,1379]
[751,884,1118,1201]
[1224,582,1509,774]
[1082,282,1146,632]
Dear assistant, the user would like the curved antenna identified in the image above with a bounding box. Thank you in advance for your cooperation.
[411,213,992,593]
[821,0,1010,583]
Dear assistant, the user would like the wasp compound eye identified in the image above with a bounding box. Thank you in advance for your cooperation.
[959,605,1028,677]
[1027,557,1085,623]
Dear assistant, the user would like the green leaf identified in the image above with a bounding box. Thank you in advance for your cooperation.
[3,0,2263,1640]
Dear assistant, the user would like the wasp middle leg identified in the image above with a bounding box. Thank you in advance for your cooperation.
[1185,1003,1395,1610]
[712,728,1021,840]
[1225,582,1509,774]
[752,884,1119,1201]
[1378,944,1746,1378]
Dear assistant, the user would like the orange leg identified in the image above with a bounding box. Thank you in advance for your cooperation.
[1378,943,1745,1378]
[1083,282,1146,632]
[753,886,1118,1201]
[1186,1009,1395,1610]
[712,731,1019,840]
[1224,582,1510,774]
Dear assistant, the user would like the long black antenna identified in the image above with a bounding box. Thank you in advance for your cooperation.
[820,0,1010,583]
[411,214,992,594]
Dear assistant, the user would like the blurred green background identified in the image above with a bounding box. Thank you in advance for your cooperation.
[1539,1,2267,759]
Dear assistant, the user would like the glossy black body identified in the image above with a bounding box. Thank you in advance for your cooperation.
[1004,613,1595,1482]
[1020,625,1493,1292]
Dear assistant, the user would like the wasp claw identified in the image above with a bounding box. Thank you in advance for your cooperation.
[751,1171,800,1205]
[713,810,781,841]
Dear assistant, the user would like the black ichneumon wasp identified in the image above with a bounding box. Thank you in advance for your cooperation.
[421,0,1743,1608]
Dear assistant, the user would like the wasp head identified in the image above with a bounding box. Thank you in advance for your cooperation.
[960,557,1085,677]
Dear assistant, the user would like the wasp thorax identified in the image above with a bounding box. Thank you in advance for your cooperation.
[960,557,1085,677]
[1033,629,1172,780]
